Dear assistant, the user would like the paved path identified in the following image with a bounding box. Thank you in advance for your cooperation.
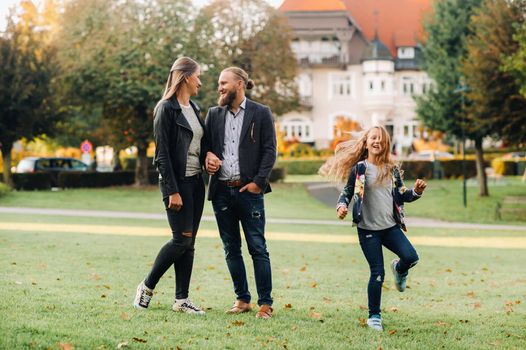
[0,206,524,231]
[1,222,525,249]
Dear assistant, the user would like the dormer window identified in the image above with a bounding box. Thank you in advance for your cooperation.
[397,47,415,59]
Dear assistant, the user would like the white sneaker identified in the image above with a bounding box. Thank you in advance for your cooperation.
[367,315,383,331]
[133,281,153,310]
[172,298,205,315]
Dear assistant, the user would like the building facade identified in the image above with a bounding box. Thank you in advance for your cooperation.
[278,0,432,154]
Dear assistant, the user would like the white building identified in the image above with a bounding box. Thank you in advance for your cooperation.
[278,0,432,154]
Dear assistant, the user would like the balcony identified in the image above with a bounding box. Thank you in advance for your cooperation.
[297,53,346,67]
[299,96,313,110]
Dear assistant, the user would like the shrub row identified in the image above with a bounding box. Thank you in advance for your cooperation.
[275,159,485,179]
[491,158,526,176]
[1,167,285,191]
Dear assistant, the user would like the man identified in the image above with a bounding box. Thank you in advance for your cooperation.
[205,67,276,319]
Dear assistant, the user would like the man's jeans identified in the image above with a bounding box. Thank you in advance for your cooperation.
[357,225,419,317]
[212,185,273,306]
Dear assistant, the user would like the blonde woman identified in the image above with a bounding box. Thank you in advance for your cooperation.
[134,57,217,315]
[321,126,427,331]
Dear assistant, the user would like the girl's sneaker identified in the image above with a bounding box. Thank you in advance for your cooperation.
[367,314,383,331]
[133,281,153,310]
[391,259,408,292]
[172,298,206,315]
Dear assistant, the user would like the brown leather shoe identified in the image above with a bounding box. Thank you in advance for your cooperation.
[255,304,273,319]
[225,300,252,314]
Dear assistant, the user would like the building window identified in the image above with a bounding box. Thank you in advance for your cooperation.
[331,73,353,98]
[397,47,415,59]
[402,77,415,96]
[369,81,374,91]
[381,81,385,91]
[280,118,314,143]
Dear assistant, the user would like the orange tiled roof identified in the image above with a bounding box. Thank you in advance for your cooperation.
[279,0,347,12]
[279,0,432,56]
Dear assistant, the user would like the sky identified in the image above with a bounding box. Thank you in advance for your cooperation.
[0,0,284,31]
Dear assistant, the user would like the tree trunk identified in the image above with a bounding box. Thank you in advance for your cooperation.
[112,147,122,171]
[135,144,149,186]
[474,137,489,197]
[1,141,14,188]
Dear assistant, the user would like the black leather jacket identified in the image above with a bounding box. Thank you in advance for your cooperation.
[153,97,207,198]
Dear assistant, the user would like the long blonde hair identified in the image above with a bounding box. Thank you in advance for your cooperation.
[319,125,397,183]
[161,57,199,101]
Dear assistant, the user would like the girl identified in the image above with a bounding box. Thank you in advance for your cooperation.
[134,57,215,315]
[321,125,427,331]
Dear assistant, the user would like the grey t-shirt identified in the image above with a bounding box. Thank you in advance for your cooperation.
[181,105,203,177]
[357,162,397,230]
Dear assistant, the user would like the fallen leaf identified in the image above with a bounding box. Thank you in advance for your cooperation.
[120,312,130,321]
[323,297,332,303]
[435,321,451,327]
[445,268,452,273]
[284,303,292,309]
[310,282,317,288]
[466,291,476,298]
[90,273,101,281]
[309,312,322,319]
[388,330,397,335]
[389,307,399,312]
[103,285,111,290]
[132,337,147,343]
[515,300,521,304]
[358,305,368,310]
[299,266,307,272]
[358,318,367,327]
[231,320,245,326]
[473,302,481,309]
[58,342,74,350]
[116,342,128,349]
[100,294,106,298]
[207,265,215,270]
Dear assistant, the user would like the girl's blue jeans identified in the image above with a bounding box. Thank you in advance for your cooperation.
[357,225,419,317]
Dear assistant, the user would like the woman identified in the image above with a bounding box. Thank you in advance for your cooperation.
[321,126,427,331]
[134,57,216,315]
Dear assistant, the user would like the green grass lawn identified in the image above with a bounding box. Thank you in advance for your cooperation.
[1,178,525,224]
[1,215,525,349]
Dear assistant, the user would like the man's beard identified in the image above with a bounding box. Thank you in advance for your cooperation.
[218,88,237,107]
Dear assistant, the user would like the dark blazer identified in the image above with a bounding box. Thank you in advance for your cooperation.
[152,97,207,198]
[205,98,277,201]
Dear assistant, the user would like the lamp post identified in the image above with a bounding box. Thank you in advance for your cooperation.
[454,81,469,208]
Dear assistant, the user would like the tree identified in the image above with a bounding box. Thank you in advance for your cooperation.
[0,1,59,187]
[503,22,526,98]
[192,0,299,114]
[57,0,194,184]
[416,0,490,196]
[462,0,526,150]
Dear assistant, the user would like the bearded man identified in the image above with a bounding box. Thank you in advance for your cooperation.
[204,67,277,319]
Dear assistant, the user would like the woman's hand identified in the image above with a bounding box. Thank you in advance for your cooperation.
[337,206,348,220]
[414,179,427,195]
[168,193,183,211]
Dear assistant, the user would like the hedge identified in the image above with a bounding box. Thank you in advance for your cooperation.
[277,159,326,175]
[58,170,161,188]
[269,167,286,182]
[13,173,53,190]
[121,157,155,171]
[0,182,10,197]
[491,158,526,176]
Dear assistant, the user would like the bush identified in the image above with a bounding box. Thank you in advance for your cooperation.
[121,157,155,171]
[13,173,52,191]
[399,161,433,180]
[491,158,518,175]
[440,159,478,178]
[277,159,326,175]
[58,170,160,188]
[269,167,286,182]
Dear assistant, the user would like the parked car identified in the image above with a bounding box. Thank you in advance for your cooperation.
[16,157,89,186]
[407,150,454,160]
[16,157,89,173]
[502,151,526,159]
